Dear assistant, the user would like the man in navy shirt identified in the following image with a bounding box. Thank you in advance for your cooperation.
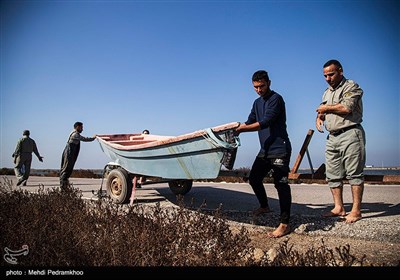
[235,70,292,238]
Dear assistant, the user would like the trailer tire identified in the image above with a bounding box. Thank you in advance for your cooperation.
[106,168,132,204]
[168,180,193,195]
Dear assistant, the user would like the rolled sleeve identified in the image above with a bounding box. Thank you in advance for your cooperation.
[341,82,363,111]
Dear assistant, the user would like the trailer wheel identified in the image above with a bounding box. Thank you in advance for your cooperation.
[106,168,132,204]
[168,180,193,195]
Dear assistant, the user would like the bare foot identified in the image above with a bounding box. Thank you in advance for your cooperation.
[345,213,362,224]
[267,223,291,238]
[252,207,272,216]
[322,210,346,218]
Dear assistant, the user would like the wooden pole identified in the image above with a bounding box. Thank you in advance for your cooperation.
[290,129,314,174]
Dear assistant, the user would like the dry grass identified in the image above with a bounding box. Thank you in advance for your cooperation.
[0,177,374,267]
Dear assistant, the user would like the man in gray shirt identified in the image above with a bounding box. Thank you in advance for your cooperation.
[13,130,43,186]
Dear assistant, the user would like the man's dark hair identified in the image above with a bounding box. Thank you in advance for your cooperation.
[74,121,83,128]
[324,59,343,70]
[23,130,30,136]
[252,70,270,82]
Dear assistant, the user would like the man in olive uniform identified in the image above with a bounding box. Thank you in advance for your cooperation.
[316,59,366,224]
[13,130,44,186]
[60,122,96,190]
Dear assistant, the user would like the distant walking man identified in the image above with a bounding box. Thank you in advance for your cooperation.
[13,130,43,186]
[60,122,96,190]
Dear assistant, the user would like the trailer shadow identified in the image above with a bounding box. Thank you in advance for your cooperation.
[152,184,400,236]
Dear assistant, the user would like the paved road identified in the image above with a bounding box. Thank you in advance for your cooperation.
[3,175,399,220]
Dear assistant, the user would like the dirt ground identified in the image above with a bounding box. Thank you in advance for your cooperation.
[189,205,400,267]
[223,217,400,267]
[246,226,399,266]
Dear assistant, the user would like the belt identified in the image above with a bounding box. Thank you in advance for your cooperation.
[330,124,360,136]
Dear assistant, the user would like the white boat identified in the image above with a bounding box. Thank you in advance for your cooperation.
[96,122,240,203]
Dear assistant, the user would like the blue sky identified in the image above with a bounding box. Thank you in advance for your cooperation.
[1,0,399,171]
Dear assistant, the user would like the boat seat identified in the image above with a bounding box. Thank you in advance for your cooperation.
[109,140,133,144]
[109,140,154,146]
[130,136,145,140]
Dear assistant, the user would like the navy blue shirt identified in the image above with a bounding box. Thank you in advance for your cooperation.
[245,90,291,158]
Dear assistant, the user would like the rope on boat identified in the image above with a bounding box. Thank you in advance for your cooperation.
[202,128,240,149]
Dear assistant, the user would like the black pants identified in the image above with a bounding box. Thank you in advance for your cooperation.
[249,156,291,224]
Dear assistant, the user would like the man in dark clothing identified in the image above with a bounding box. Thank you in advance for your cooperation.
[13,130,44,186]
[235,70,292,238]
[60,122,96,190]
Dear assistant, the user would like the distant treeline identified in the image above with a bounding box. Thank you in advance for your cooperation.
[3,167,398,184]
[0,168,103,179]
[0,167,252,183]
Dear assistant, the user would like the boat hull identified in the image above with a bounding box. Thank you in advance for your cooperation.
[97,122,240,179]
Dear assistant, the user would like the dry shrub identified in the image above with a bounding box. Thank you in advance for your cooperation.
[261,239,366,267]
[0,177,369,267]
[0,178,252,266]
